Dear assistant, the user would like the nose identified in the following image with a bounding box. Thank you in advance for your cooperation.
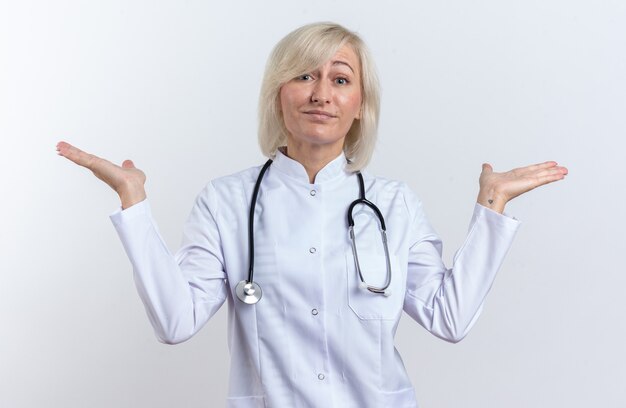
[311,80,331,104]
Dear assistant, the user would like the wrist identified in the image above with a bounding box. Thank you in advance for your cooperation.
[477,188,507,214]
[118,185,147,210]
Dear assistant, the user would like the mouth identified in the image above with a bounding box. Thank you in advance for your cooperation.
[303,110,337,119]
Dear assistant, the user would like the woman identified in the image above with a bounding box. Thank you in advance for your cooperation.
[57,22,567,408]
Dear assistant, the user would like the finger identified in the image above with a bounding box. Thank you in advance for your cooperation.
[56,141,76,157]
[517,161,559,174]
[538,172,567,186]
[56,141,100,169]
[57,141,121,181]
[535,166,568,178]
[122,159,135,169]
[532,169,568,188]
[481,163,493,174]
[56,141,68,153]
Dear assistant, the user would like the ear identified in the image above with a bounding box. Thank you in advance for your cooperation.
[355,106,362,120]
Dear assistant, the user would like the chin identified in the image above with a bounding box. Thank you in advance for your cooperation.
[298,129,347,145]
[299,134,345,147]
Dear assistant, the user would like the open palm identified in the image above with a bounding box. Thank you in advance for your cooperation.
[56,141,147,209]
[478,161,568,213]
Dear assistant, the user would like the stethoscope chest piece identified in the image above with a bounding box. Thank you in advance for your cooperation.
[236,280,263,304]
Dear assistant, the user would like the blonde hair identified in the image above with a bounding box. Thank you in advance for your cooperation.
[258,22,380,172]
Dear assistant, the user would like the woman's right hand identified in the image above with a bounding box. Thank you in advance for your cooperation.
[56,141,147,209]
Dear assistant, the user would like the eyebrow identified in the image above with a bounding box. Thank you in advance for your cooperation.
[332,60,355,73]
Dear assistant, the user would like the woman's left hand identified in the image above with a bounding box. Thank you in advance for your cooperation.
[477,161,568,214]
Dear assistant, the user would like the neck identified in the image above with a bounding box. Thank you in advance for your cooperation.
[284,140,344,184]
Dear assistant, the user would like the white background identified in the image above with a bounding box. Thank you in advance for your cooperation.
[1,0,625,407]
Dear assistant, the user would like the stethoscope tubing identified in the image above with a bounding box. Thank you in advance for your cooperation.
[247,159,273,285]
[237,159,392,304]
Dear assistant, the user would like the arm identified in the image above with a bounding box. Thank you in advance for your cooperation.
[57,142,227,344]
[110,185,227,344]
[403,160,567,342]
[402,197,519,343]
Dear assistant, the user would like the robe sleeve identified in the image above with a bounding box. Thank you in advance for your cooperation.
[402,186,520,343]
[109,182,228,344]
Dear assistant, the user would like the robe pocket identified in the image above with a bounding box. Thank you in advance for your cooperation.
[381,387,419,407]
[345,250,403,320]
[226,395,266,408]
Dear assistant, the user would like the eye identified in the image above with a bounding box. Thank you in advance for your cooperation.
[297,74,313,81]
[335,77,349,85]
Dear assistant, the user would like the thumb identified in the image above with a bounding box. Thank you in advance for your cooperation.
[481,163,493,174]
[122,159,135,169]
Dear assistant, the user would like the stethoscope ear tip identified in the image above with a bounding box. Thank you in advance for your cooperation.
[383,289,392,297]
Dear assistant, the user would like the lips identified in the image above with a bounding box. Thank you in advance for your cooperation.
[303,110,337,119]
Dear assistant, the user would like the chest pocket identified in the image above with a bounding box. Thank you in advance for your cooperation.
[345,250,403,320]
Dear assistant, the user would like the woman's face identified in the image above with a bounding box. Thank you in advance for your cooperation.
[279,45,362,151]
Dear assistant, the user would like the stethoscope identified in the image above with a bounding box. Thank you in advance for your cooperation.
[235,159,393,304]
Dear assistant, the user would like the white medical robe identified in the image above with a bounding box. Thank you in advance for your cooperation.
[110,148,520,407]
